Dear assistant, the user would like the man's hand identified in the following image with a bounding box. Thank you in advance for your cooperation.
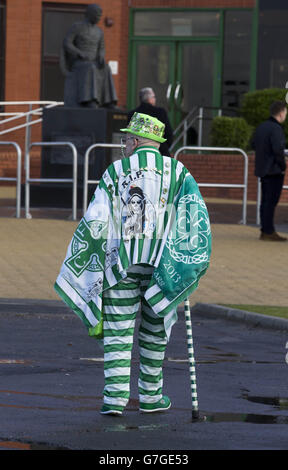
[98,57,105,68]
[78,51,90,60]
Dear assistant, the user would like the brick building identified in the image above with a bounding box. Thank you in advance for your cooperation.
[1,0,288,203]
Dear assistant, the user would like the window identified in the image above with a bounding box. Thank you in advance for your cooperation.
[222,10,253,112]
[257,0,288,89]
[0,0,6,106]
[41,3,87,101]
[133,10,220,37]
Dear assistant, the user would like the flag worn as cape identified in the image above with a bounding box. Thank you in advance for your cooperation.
[54,146,211,339]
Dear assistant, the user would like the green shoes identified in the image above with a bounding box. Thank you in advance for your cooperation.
[100,396,172,415]
[139,395,171,413]
[100,404,124,416]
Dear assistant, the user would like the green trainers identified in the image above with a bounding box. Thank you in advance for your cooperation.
[140,395,171,413]
[100,404,123,416]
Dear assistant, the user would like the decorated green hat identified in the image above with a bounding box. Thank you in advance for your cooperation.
[121,112,166,143]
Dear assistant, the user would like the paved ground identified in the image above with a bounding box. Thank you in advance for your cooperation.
[0,197,287,307]
[0,308,287,451]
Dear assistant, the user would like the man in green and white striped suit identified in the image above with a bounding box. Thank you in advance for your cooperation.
[55,112,211,416]
[100,113,210,415]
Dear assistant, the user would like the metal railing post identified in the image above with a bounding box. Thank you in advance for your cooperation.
[25,142,78,220]
[174,146,249,225]
[24,104,32,166]
[183,119,188,146]
[0,142,22,218]
[197,107,203,148]
[83,143,122,214]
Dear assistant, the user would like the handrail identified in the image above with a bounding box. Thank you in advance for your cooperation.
[0,142,22,218]
[174,146,249,225]
[170,105,239,152]
[0,101,63,136]
[25,142,78,220]
[83,143,122,214]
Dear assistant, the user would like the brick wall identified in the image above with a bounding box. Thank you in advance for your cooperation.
[0,150,40,186]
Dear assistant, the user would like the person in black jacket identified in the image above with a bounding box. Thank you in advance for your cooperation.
[252,101,287,241]
[127,87,173,157]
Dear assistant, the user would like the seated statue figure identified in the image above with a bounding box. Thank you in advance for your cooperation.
[60,4,117,108]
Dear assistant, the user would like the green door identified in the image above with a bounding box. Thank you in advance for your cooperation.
[129,40,220,140]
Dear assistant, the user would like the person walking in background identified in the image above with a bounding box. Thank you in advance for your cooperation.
[252,100,287,241]
[127,87,173,157]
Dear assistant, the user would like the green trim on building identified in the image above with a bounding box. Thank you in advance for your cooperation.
[250,0,259,91]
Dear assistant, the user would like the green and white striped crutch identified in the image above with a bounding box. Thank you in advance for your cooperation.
[184,298,199,421]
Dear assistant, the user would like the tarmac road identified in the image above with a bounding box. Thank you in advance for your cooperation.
[0,301,287,451]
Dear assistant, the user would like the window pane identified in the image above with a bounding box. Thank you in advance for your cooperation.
[222,10,252,112]
[134,11,220,37]
[41,4,86,101]
[135,44,171,108]
[42,61,66,102]
[43,10,85,57]
[181,43,215,111]
[257,1,288,89]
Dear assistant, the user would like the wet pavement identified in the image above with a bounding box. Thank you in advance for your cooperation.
[0,305,287,450]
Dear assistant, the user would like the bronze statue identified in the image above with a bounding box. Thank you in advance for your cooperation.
[60,4,117,108]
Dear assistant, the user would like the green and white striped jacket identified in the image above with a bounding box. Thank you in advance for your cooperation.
[54,146,211,338]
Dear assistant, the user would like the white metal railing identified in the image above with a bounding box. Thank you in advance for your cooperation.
[0,101,64,171]
[0,141,22,218]
[174,146,249,225]
[83,143,122,214]
[0,102,65,218]
[0,101,63,136]
[170,106,226,152]
[25,142,78,220]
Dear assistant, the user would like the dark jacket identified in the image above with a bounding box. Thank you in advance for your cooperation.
[127,102,173,157]
[252,117,286,177]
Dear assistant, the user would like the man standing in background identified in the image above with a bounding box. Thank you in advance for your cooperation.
[127,87,173,157]
[252,101,287,241]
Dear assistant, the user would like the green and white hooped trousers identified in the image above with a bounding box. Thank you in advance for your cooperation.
[102,264,168,409]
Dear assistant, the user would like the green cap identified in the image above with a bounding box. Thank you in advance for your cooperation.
[121,112,166,143]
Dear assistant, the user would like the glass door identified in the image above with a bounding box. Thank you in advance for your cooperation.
[130,41,176,120]
[174,41,219,144]
[177,42,218,112]
[129,40,220,143]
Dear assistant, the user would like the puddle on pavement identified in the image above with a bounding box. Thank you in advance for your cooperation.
[242,394,288,410]
[167,357,282,364]
[201,411,288,424]
[102,423,171,432]
[0,359,33,364]
[168,345,284,364]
